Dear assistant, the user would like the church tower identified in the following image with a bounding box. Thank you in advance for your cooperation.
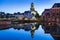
[30,2,39,18]
[30,2,37,16]
[30,2,35,11]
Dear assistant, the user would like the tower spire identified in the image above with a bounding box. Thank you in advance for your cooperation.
[30,2,35,11]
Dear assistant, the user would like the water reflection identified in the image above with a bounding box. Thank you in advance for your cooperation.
[10,23,39,38]
[42,22,60,40]
[0,23,54,40]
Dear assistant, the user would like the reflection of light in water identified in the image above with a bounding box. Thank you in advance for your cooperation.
[35,22,37,24]
[32,26,36,30]
[18,24,23,26]
[48,22,51,25]
[24,23,30,25]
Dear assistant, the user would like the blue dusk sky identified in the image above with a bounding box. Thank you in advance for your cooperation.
[0,0,60,15]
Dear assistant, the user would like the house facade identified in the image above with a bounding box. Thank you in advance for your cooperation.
[42,3,60,26]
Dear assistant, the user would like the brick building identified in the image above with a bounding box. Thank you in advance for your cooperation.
[42,3,60,26]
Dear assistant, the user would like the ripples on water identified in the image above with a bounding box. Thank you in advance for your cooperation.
[0,23,54,40]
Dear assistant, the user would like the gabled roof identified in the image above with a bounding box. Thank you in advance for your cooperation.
[52,3,60,8]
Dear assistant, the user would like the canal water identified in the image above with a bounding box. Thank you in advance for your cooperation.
[0,23,54,40]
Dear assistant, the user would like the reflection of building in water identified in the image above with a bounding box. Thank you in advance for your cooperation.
[0,24,11,30]
[31,30,35,38]
[42,25,60,40]
[42,24,60,40]
[11,23,39,38]
[31,25,36,38]
[11,23,34,30]
[31,24,39,38]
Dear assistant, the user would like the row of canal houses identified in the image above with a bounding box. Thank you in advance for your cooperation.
[0,11,37,24]
[42,3,60,27]
[0,11,36,20]
[0,3,39,21]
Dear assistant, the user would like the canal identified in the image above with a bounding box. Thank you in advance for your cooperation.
[0,23,54,40]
